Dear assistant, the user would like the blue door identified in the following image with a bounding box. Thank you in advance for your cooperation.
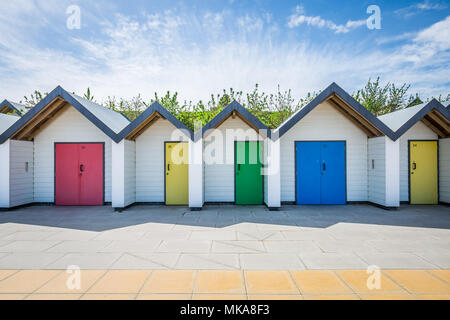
[296,141,346,205]
[296,142,321,204]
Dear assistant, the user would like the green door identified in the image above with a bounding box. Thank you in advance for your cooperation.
[235,141,263,204]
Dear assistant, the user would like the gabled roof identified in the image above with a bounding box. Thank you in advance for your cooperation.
[201,101,271,141]
[378,99,450,140]
[0,100,26,116]
[274,83,395,140]
[117,102,193,141]
[0,114,20,135]
[0,86,129,144]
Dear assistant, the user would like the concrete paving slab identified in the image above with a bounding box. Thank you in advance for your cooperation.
[110,253,179,269]
[0,231,59,241]
[220,223,259,233]
[99,240,161,253]
[256,223,301,232]
[46,241,112,253]
[157,240,212,253]
[282,230,334,241]
[237,231,284,241]
[142,230,191,240]
[93,231,146,241]
[176,254,240,269]
[212,241,265,253]
[315,239,380,254]
[0,241,61,253]
[0,204,449,270]
[357,253,438,269]
[414,252,450,269]
[0,253,63,269]
[240,254,305,270]
[263,240,323,254]
[43,230,99,241]
[46,253,122,270]
[189,231,236,240]
[298,253,369,270]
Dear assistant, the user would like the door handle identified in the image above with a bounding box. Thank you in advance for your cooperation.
[238,164,241,171]
[167,164,170,171]
[322,162,326,171]
[80,164,84,172]
[412,162,416,170]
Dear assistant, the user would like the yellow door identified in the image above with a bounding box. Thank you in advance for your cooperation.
[410,141,438,204]
[165,142,189,205]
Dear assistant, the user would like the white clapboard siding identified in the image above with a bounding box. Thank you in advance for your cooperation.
[368,137,386,206]
[439,138,450,203]
[33,107,112,202]
[203,117,264,202]
[0,141,10,207]
[9,140,34,207]
[280,101,368,202]
[398,122,438,202]
[124,139,136,206]
[135,119,189,202]
[263,138,269,204]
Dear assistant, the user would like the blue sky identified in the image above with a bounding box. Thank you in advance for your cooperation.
[0,0,448,104]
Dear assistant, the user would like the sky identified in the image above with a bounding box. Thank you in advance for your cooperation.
[0,0,449,105]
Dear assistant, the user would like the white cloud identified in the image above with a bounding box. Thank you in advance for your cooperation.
[376,32,416,45]
[287,5,366,34]
[395,1,447,18]
[414,15,450,50]
[237,15,264,33]
[0,5,448,106]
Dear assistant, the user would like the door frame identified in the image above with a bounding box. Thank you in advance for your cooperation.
[407,139,439,204]
[294,140,347,205]
[164,141,189,205]
[54,142,105,205]
[233,140,264,205]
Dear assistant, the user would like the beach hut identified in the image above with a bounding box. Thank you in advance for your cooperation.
[0,100,25,116]
[0,113,23,209]
[0,86,129,208]
[201,101,279,208]
[112,102,200,210]
[378,100,450,204]
[273,83,398,208]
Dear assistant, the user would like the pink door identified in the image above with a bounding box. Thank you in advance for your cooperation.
[55,143,103,206]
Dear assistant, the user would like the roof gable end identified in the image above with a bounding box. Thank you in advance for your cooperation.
[274,82,396,140]
[0,86,129,144]
[0,100,25,116]
[201,101,271,141]
[117,102,194,141]
[390,99,450,140]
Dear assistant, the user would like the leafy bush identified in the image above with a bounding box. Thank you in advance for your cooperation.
[19,80,449,130]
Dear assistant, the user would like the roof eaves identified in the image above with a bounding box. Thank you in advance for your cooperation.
[0,86,122,144]
[116,102,194,141]
[200,101,271,141]
[276,82,396,140]
[0,100,23,116]
[391,99,450,140]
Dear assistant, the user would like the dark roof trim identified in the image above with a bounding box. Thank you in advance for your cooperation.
[120,112,131,121]
[391,99,450,141]
[0,86,123,144]
[276,82,396,140]
[117,102,194,141]
[200,101,271,141]
[0,100,24,116]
